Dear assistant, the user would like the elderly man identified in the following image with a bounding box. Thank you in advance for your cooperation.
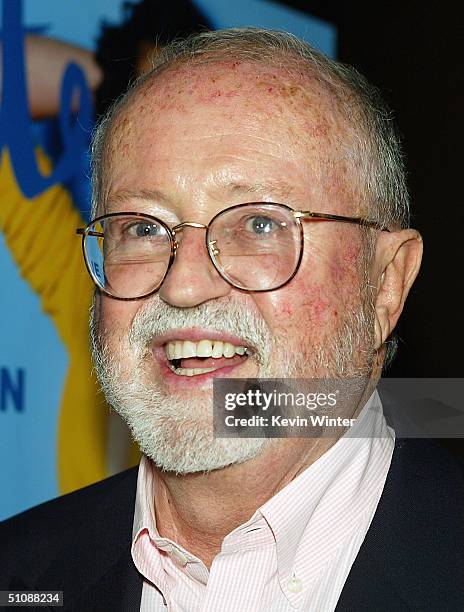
[2,28,463,611]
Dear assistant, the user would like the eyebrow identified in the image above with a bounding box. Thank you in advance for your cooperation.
[104,188,170,210]
[104,180,296,211]
[219,179,296,201]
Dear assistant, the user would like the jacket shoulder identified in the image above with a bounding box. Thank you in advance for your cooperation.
[0,467,139,589]
[337,439,464,611]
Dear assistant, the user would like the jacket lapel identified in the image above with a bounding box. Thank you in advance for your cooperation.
[336,438,464,610]
[38,467,143,611]
[72,548,143,611]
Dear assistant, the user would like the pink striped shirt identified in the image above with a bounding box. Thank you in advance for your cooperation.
[132,390,394,611]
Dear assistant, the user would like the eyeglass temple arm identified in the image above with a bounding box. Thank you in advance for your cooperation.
[76,228,104,237]
[294,211,390,232]
[75,212,389,236]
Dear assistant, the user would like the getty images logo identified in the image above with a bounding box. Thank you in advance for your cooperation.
[224,388,339,411]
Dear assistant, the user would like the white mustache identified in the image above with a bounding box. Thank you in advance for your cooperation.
[128,295,274,364]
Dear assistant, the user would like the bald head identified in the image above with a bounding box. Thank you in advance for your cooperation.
[96,62,374,273]
[92,28,409,234]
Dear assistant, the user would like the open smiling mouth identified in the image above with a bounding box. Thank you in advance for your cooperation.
[163,339,251,377]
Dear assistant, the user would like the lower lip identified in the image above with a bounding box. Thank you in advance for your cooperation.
[152,348,249,389]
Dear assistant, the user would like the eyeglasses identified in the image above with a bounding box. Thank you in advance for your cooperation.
[76,202,389,300]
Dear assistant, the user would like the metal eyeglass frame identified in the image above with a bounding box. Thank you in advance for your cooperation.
[76,202,390,301]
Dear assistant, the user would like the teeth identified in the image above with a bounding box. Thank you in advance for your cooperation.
[182,340,196,359]
[164,339,248,361]
[197,339,213,357]
[223,342,235,358]
[169,365,217,376]
[165,343,174,360]
[174,341,183,359]
[211,341,223,358]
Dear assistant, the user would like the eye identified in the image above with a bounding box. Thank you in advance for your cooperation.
[127,221,163,238]
[245,215,280,235]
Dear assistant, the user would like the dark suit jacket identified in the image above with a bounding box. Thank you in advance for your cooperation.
[1,439,463,611]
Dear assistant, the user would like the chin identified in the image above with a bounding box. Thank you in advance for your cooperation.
[131,414,272,474]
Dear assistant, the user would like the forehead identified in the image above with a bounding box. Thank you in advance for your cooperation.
[103,60,352,211]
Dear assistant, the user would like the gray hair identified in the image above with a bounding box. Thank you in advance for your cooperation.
[92,27,410,230]
[91,27,409,365]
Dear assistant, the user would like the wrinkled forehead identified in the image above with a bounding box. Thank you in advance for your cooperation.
[134,58,336,111]
[99,59,355,210]
[108,59,346,150]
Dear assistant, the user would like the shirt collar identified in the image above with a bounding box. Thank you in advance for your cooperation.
[132,453,157,544]
[132,389,394,607]
[257,389,394,605]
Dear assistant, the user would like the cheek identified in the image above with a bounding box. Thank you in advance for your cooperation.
[253,277,334,343]
[98,295,143,340]
[327,240,363,303]
[252,239,362,336]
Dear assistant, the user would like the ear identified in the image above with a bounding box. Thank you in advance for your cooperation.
[372,229,423,350]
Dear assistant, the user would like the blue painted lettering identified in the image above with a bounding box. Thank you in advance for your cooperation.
[0,0,94,198]
[0,367,25,412]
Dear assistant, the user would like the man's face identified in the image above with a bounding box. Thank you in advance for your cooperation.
[92,61,376,472]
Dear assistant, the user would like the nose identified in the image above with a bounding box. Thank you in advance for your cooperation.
[158,225,232,307]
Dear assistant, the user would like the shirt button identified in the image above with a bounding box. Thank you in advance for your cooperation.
[171,549,189,566]
[287,577,303,593]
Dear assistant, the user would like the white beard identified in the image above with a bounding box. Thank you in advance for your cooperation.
[91,292,375,474]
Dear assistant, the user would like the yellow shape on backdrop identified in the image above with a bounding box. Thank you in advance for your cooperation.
[0,148,139,497]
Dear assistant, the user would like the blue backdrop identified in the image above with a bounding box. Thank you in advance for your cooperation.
[0,0,336,520]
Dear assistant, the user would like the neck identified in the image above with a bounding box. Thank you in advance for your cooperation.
[152,373,381,568]
[152,437,333,568]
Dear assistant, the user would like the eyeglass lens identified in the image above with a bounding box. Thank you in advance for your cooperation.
[83,204,302,298]
[207,204,301,291]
